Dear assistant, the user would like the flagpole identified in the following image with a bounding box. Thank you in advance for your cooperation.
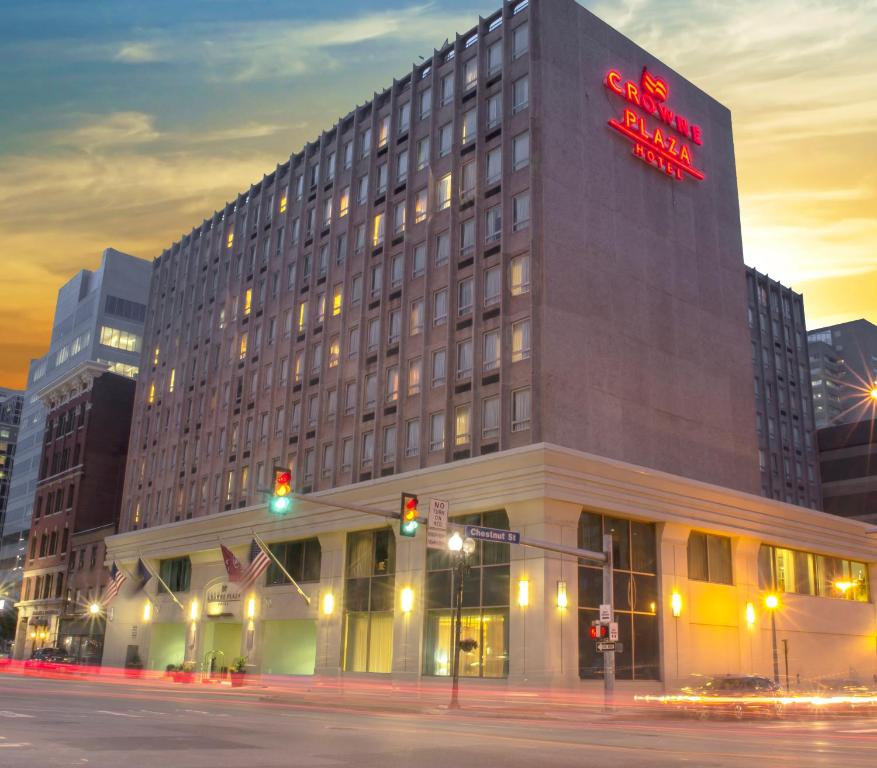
[252,532,312,606]
[139,553,186,611]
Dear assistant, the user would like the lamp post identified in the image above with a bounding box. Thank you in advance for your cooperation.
[448,531,476,710]
[765,594,780,685]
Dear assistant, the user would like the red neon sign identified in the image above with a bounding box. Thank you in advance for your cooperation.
[604,67,705,182]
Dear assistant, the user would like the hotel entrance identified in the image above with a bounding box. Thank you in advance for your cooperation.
[201,621,242,675]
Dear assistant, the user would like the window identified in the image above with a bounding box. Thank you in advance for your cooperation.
[513,131,529,170]
[510,253,530,295]
[460,219,475,256]
[344,381,357,415]
[455,404,471,446]
[487,40,502,74]
[512,22,528,59]
[413,242,426,277]
[407,357,422,396]
[348,326,360,359]
[457,338,473,379]
[486,147,501,185]
[361,431,374,468]
[361,127,372,158]
[415,189,428,223]
[487,93,502,129]
[343,140,353,169]
[441,73,454,105]
[483,330,500,371]
[482,396,500,439]
[416,137,430,170]
[423,509,510,678]
[339,187,350,218]
[405,418,420,457]
[758,544,869,602]
[463,57,477,90]
[332,284,343,317]
[351,274,363,304]
[513,191,530,231]
[512,387,530,431]
[99,326,141,353]
[323,197,333,228]
[419,87,432,119]
[390,254,404,288]
[373,211,385,247]
[357,175,369,205]
[433,288,448,325]
[429,412,445,451]
[688,532,733,585]
[438,123,452,158]
[267,538,322,586]
[365,373,377,409]
[432,348,446,388]
[398,101,411,133]
[341,438,353,471]
[436,173,452,210]
[461,109,477,146]
[303,448,315,482]
[316,292,326,324]
[410,298,424,336]
[367,317,380,352]
[393,201,406,235]
[484,265,501,306]
[461,160,476,199]
[327,388,337,421]
[388,309,401,344]
[377,115,390,149]
[511,319,530,362]
[397,148,409,182]
[458,277,473,316]
[158,557,191,593]
[343,529,396,673]
[329,336,340,368]
[435,230,450,266]
[513,75,529,113]
[485,204,502,243]
[382,425,396,464]
[578,512,658,680]
[376,162,388,195]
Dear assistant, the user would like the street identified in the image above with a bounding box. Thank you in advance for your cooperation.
[0,675,875,767]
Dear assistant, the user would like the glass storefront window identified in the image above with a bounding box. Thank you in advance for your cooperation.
[343,530,395,673]
[758,544,869,602]
[423,510,510,678]
[578,511,659,681]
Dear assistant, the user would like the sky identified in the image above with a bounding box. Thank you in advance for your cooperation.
[1,0,875,389]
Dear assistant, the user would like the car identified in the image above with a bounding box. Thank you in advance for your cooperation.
[679,675,784,720]
[23,647,76,672]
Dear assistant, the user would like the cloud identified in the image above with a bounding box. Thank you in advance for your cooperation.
[63,111,161,150]
[114,41,166,63]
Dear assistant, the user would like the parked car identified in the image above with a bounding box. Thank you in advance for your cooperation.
[23,647,76,671]
[678,675,784,720]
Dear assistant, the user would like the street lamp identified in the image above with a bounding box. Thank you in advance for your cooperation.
[88,602,101,616]
[448,532,476,710]
[764,594,780,685]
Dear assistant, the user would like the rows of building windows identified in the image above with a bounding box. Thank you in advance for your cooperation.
[99,325,142,354]
[758,544,869,602]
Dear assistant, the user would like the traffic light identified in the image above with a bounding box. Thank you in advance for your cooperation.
[589,621,609,640]
[399,493,419,537]
[269,467,293,514]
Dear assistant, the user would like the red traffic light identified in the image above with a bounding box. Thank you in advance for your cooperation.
[589,622,609,639]
[274,468,292,497]
[400,493,419,537]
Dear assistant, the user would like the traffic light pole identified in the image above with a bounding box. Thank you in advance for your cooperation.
[602,534,615,712]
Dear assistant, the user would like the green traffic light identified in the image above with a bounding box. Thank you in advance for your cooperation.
[400,519,419,537]
[269,495,293,514]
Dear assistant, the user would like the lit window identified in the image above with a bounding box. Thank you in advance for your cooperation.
[373,212,385,247]
[415,189,428,223]
[243,288,252,316]
[436,174,452,211]
[332,285,343,316]
[386,365,399,403]
[410,299,424,336]
[152,346,160,366]
[378,115,390,148]
[279,195,287,214]
[168,368,175,393]
[339,186,350,217]
[298,301,308,333]
[99,326,142,353]
[408,357,422,396]
[148,382,155,404]
[512,319,530,362]
[239,332,248,360]
[227,231,234,248]
[455,404,471,446]
[510,253,530,295]
[461,109,476,146]
[329,336,340,368]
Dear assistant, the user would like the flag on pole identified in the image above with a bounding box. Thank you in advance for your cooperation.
[220,543,244,582]
[100,564,127,606]
[135,558,152,590]
[239,539,271,592]
[252,532,311,606]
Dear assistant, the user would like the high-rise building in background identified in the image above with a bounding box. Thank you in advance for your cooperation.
[0,249,150,600]
[0,388,24,565]
[818,418,877,524]
[745,267,821,508]
[808,319,877,428]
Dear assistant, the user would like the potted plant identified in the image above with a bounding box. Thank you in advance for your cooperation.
[172,661,195,683]
[230,656,247,687]
[124,652,145,679]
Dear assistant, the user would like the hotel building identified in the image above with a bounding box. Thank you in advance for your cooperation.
[103,0,877,689]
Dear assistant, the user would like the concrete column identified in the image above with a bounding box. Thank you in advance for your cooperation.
[733,538,762,678]
[658,522,690,690]
[314,531,345,677]
[392,530,426,678]
[506,498,582,688]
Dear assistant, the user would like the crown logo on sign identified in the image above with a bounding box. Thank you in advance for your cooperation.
[641,68,669,102]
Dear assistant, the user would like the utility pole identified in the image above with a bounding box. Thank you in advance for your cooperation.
[602,534,615,712]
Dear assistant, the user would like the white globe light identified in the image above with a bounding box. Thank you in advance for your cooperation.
[448,532,463,552]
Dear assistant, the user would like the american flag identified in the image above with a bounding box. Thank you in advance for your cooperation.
[101,564,127,606]
[238,539,271,592]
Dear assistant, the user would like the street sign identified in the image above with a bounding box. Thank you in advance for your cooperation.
[599,603,612,623]
[608,621,619,642]
[465,525,521,544]
[426,498,450,550]
[597,641,623,653]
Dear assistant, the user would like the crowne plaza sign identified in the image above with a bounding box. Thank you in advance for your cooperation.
[604,67,705,182]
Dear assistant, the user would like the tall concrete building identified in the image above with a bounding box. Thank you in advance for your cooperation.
[0,249,150,599]
[0,388,24,566]
[808,319,877,428]
[818,418,877,525]
[103,1,875,690]
[745,268,820,508]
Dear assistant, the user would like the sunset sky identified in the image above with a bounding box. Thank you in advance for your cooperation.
[1,0,875,389]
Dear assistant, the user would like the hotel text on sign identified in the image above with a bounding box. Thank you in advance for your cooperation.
[604,67,705,182]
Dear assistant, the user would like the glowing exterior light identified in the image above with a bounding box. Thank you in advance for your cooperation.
[0,598,5,611]
[834,580,853,595]
[517,579,530,608]
[322,592,335,616]
[556,580,568,609]
[247,596,256,619]
[143,601,152,622]
[190,599,200,621]
[448,531,463,552]
[870,386,877,401]
[88,602,101,616]
[462,537,477,556]
[399,493,419,537]
[765,594,779,610]
[745,601,756,627]
[400,587,414,614]
[671,591,682,618]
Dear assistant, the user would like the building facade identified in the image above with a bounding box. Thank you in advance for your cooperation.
[745,268,821,508]
[103,0,876,688]
[809,319,877,428]
[818,418,877,525]
[0,249,150,600]
[14,364,136,660]
[0,388,24,553]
